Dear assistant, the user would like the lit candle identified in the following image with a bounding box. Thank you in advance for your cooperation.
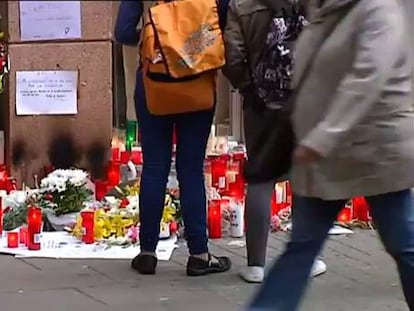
[120,151,130,165]
[19,226,28,245]
[27,206,42,250]
[107,161,120,187]
[81,210,95,244]
[204,159,213,188]
[131,147,143,165]
[337,207,352,223]
[95,180,108,201]
[211,156,228,191]
[111,147,120,162]
[7,232,18,248]
[353,197,371,222]
[0,198,3,236]
[208,200,222,239]
[126,120,138,145]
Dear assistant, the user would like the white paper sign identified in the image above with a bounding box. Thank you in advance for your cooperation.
[19,1,82,41]
[16,70,78,115]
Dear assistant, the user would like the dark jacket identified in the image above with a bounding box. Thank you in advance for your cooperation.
[223,0,302,93]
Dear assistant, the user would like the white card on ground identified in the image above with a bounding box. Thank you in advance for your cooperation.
[0,232,178,261]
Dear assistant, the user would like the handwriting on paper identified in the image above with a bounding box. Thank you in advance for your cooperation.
[19,1,81,41]
[16,71,78,115]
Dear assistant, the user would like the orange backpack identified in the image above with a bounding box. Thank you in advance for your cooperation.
[140,0,225,115]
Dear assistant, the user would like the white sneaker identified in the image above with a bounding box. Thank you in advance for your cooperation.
[239,266,265,283]
[240,259,326,283]
[311,259,327,277]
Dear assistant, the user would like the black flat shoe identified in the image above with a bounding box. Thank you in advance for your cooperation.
[186,254,231,276]
[131,254,157,275]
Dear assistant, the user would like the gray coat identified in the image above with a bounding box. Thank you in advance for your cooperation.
[291,0,414,200]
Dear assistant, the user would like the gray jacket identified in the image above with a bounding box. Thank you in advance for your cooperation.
[291,0,414,199]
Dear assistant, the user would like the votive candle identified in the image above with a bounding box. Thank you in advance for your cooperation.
[7,232,18,248]
[208,200,222,239]
[19,226,28,245]
[95,180,108,201]
[337,207,352,223]
[81,210,95,244]
[27,206,42,251]
[107,161,121,186]
[0,199,3,236]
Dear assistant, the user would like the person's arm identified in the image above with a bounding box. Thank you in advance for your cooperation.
[114,1,143,46]
[218,0,230,31]
[222,1,251,92]
[300,2,404,157]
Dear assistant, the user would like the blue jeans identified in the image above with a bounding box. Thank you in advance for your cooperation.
[248,190,414,311]
[135,72,214,255]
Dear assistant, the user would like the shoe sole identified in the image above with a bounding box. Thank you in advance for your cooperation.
[187,265,231,277]
[239,275,263,284]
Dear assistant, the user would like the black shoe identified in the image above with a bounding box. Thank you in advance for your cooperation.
[186,254,232,276]
[131,254,157,275]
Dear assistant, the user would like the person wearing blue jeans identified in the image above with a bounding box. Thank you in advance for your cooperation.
[249,191,414,310]
[247,0,414,310]
[115,0,231,276]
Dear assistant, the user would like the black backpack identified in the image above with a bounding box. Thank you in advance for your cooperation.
[253,8,308,110]
[243,7,307,183]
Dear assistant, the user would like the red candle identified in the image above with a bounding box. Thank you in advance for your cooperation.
[337,207,352,223]
[19,226,28,245]
[111,147,120,162]
[204,159,213,188]
[81,210,95,244]
[120,151,131,164]
[232,152,246,183]
[131,149,143,165]
[0,199,3,236]
[27,206,42,251]
[211,156,228,191]
[353,197,371,222]
[208,199,222,239]
[7,232,18,248]
[107,161,120,186]
[95,180,108,201]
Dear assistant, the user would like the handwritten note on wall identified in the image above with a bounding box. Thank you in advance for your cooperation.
[19,1,82,41]
[16,71,78,115]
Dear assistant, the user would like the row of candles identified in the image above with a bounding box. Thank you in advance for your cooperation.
[0,206,96,249]
[1,204,43,250]
[207,185,372,239]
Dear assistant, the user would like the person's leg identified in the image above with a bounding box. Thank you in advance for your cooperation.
[241,181,274,282]
[366,190,414,310]
[131,73,173,274]
[246,182,274,267]
[241,180,327,283]
[175,108,231,276]
[248,195,345,311]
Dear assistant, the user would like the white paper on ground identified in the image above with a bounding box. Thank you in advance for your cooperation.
[19,1,81,41]
[0,232,178,261]
[16,71,78,115]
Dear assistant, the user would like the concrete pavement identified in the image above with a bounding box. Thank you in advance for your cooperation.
[0,230,408,311]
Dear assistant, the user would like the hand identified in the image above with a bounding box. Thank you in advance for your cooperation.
[293,145,321,165]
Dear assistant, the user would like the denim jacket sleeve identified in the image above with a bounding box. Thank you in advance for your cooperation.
[114,1,143,46]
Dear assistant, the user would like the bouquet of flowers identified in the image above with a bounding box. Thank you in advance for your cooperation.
[2,190,42,231]
[40,169,93,216]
